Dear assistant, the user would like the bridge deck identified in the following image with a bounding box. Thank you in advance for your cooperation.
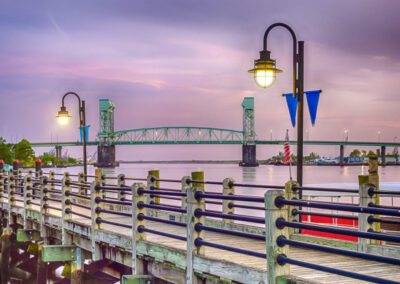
[15,201,400,284]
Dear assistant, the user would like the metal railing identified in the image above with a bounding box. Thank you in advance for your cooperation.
[0,168,399,283]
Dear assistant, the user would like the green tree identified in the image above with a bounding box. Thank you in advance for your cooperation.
[40,152,58,166]
[14,139,35,165]
[0,137,13,164]
[349,149,361,158]
[393,146,399,162]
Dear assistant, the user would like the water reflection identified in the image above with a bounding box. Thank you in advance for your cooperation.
[242,167,256,183]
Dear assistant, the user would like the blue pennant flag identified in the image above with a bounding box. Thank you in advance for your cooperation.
[285,93,298,127]
[305,90,321,126]
[80,125,90,143]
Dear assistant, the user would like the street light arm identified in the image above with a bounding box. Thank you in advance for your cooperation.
[263,22,297,53]
[61,92,83,126]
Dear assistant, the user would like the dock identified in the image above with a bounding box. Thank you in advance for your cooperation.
[0,166,399,283]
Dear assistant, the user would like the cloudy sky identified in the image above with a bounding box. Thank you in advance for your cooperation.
[0,0,399,160]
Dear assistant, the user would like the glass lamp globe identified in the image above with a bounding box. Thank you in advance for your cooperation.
[248,50,282,88]
[56,107,71,126]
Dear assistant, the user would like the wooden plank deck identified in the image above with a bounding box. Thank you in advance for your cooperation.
[9,201,400,283]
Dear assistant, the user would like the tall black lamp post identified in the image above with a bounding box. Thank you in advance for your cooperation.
[56,92,88,178]
[249,22,304,187]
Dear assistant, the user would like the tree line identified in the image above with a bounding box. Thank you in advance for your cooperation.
[0,137,77,167]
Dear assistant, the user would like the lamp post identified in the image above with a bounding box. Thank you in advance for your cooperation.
[56,92,87,178]
[249,23,304,186]
[344,130,349,142]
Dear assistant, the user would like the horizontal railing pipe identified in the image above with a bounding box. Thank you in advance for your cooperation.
[277,254,399,284]
[96,218,132,229]
[292,210,358,220]
[138,189,186,197]
[276,197,400,217]
[231,183,285,190]
[195,238,266,259]
[95,185,131,191]
[138,226,186,241]
[293,186,358,194]
[277,236,400,265]
[195,210,265,224]
[196,192,264,203]
[277,219,400,243]
[368,216,400,226]
[195,224,265,241]
[137,214,186,227]
[140,203,186,214]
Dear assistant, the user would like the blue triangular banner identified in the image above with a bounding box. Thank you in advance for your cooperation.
[305,90,321,126]
[285,93,298,127]
[80,125,90,143]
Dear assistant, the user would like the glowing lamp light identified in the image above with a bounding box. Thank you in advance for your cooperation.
[248,50,282,88]
[56,106,71,126]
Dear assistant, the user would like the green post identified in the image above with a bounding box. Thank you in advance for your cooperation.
[90,179,102,261]
[40,175,50,241]
[131,182,147,274]
[0,171,4,204]
[62,172,72,244]
[222,178,235,226]
[265,190,290,284]
[0,228,12,284]
[147,169,159,204]
[118,174,126,209]
[368,153,380,234]
[23,173,33,229]
[285,180,300,234]
[190,171,205,255]
[36,243,48,284]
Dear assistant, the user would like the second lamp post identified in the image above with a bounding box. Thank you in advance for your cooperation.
[249,22,305,187]
[56,91,88,178]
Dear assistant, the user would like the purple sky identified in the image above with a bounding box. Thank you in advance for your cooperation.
[1,0,400,160]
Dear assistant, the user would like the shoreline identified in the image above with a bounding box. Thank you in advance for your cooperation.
[118,160,400,166]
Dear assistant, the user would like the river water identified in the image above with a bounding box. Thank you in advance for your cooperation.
[50,163,400,189]
[47,163,399,225]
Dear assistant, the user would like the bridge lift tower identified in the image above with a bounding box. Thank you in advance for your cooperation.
[95,99,119,167]
[240,97,259,166]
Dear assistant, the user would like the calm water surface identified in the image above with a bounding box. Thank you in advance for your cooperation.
[50,163,400,189]
[47,163,400,221]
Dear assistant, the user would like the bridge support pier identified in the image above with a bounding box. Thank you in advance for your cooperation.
[240,144,259,167]
[381,146,386,166]
[340,145,344,166]
[95,145,119,168]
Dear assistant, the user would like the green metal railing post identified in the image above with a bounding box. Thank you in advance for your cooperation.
[285,180,300,234]
[265,190,290,284]
[147,169,159,204]
[78,172,85,196]
[7,170,15,229]
[132,182,147,274]
[91,179,102,260]
[358,183,377,252]
[181,176,191,210]
[118,173,126,202]
[23,173,33,229]
[0,170,4,204]
[222,178,235,226]
[62,172,72,244]
[40,175,49,242]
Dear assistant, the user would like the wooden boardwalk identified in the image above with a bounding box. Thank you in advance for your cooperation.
[11,201,400,284]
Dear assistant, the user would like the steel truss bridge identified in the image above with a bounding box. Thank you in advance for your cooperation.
[27,98,400,167]
[30,135,400,147]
